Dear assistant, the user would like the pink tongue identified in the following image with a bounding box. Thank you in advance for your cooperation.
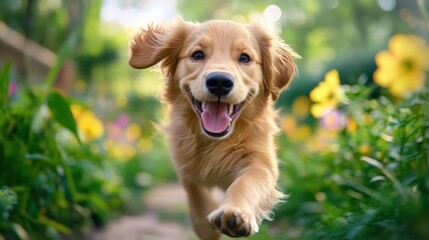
[201,101,231,133]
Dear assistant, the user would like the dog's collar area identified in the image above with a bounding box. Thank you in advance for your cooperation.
[192,98,244,138]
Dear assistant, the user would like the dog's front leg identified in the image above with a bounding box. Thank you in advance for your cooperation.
[208,164,284,238]
[184,184,221,240]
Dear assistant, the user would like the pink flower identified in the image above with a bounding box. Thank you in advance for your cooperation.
[108,114,131,140]
[8,81,17,96]
[319,109,346,131]
[114,114,130,128]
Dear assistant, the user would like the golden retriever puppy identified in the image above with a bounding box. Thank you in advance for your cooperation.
[129,18,299,239]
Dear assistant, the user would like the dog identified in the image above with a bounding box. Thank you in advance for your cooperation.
[129,18,299,239]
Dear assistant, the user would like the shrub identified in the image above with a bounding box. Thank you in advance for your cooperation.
[269,34,429,240]
[0,59,123,239]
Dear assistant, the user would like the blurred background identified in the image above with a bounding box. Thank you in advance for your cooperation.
[1,0,429,239]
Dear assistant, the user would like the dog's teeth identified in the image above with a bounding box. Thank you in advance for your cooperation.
[229,104,234,115]
[202,102,207,111]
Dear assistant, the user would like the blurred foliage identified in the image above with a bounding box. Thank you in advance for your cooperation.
[273,74,429,239]
[1,0,429,239]
[0,56,123,239]
[0,1,129,238]
[262,32,429,239]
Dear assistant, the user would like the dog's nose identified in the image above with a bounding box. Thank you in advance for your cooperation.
[206,72,234,96]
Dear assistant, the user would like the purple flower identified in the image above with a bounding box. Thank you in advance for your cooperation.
[114,114,130,128]
[319,109,345,131]
[8,81,17,96]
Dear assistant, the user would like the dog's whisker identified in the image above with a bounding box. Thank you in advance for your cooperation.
[174,89,192,105]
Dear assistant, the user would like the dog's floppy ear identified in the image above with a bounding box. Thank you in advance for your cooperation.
[270,42,300,100]
[250,24,300,101]
[129,18,190,74]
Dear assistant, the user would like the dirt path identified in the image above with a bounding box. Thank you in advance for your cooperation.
[87,213,193,240]
[85,183,197,240]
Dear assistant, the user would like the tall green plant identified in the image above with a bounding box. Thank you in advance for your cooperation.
[0,30,123,240]
[270,71,429,240]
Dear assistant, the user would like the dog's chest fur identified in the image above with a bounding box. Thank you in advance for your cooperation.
[165,99,278,189]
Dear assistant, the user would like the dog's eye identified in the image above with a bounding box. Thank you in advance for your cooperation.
[192,51,205,61]
[238,53,251,63]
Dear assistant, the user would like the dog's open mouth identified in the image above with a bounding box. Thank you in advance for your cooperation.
[193,98,244,138]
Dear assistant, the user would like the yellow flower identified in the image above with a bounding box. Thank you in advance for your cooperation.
[292,96,311,119]
[310,69,343,118]
[71,104,104,142]
[70,104,85,118]
[280,114,312,142]
[103,140,136,161]
[373,34,429,98]
[78,112,104,142]
[358,144,372,155]
[347,117,358,133]
[288,125,312,142]
[125,123,141,142]
[137,138,153,154]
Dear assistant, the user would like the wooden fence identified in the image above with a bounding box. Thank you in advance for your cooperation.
[0,22,75,93]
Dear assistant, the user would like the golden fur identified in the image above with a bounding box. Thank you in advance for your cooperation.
[129,18,299,239]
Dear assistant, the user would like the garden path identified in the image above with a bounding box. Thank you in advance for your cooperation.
[86,183,197,240]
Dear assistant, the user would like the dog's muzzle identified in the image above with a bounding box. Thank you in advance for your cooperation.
[191,72,244,138]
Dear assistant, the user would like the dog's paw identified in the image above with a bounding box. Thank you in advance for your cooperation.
[208,206,259,238]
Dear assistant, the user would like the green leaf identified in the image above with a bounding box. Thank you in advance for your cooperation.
[38,214,72,234]
[25,153,50,160]
[25,154,57,166]
[76,193,109,214]
[341,181,387,204]
[361,156,405,197]
[44,30,79,90]
[46,92,81,142]
[0,61,12,107]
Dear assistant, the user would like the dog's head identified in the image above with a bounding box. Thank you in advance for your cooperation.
[129,19,299,139]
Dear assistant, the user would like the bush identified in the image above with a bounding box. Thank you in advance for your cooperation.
[267,34,429,240]
[0,59,124,239]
